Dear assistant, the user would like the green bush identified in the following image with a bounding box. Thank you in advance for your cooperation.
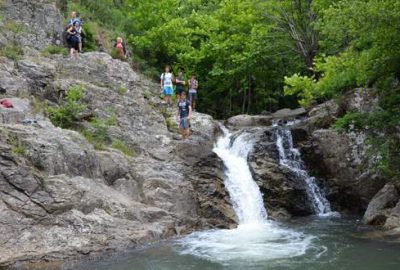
[42,45,68,56]
[5,21,25,33]
[117,86,128,95]
[333,112,366,132]
[111,139,135,157]
[47,85,86,128]
[81,115,117,150]
[0,45,24,60]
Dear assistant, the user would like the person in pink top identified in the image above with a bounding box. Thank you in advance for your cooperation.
[115,37,126,59]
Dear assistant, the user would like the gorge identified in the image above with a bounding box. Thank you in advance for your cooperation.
[1,1,400,270]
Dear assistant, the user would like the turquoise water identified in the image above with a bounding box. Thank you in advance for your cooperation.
[71,217,400,270]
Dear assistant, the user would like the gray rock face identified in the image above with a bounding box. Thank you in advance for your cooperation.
[0,4,235,265]
[0,0,64,49]
[362,183,399,225]
[226,108,307,128]
[248,128,314,218]
[301,129,385,213]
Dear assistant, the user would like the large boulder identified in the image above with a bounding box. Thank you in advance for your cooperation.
[0,0,64,49]
[226,108,307,129]
[248,128,314,218]
[301,129,385,213]
[362,183,399,225]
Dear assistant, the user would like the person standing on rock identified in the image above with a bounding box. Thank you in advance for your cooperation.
[66,22,80,59]
[67,11,82,27]
[177,91,192,140]
[188,74,198,111]
[160,65,174,106]
[175,67,187,98]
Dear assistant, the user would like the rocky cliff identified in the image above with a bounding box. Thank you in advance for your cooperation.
[0,0,236,267]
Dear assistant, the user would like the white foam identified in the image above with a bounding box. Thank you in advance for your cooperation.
[179,129,314,263]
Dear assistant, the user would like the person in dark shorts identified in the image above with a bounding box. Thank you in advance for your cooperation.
[177,91,192,140]
[175,67,187,98]
[66,22,80,59]
[188,75,198,111]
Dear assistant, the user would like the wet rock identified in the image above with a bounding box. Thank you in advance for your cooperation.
[248,128,314,217]
[190,152,237,227]
[301,129,385,213]
[362,184,399,225]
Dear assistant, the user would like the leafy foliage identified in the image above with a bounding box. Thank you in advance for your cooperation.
[0,44,24,60]
[48,85,86,129]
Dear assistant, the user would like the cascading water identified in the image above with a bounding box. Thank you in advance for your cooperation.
[275,126,335,216]
[178,127,315,265]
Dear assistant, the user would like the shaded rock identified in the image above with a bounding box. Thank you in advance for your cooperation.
[271,108,307,119]
[248,128,314,218]
[0,57,30,96]
[307,100,339,129]
[0,98,31,124]
[362,184,399,225]
[227,108,307,128]
[226,114,273,128]
[339,88,378,114]
[384,201,400,230]
[301,129,385,213]
[190,152,237,228]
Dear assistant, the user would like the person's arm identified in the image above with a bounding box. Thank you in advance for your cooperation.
[160,74,164,90]
[66,26,74,34]
[188,102,192,120]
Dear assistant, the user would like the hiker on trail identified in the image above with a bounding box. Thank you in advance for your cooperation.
[175,67,187,98]
[74,21,85,53]
[188,75,198,111]
[66,22,80,59]
[160,65,174,105]
[114,37,126,59]
[67,11,82,27]
[177,91,192,140]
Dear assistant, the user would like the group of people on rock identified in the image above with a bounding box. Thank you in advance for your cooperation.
[64,12,196,140]
[65,11,128,60]
[160,65,199,140]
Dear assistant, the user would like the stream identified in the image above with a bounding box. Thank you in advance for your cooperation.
[72,127,400,270]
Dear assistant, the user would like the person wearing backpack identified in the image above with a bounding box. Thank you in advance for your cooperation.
[177,91,192,140]
[160,65,174,105]
[66,22,80,59]
[188,74,198,111]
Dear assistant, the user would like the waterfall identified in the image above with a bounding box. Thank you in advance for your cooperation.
[178,127,314,264]
[212,128,267,224]
[275,127,333,216]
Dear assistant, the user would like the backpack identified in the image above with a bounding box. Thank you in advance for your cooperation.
[0,99,13,108]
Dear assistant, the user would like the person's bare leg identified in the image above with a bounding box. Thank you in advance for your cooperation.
[79,42,82,52]
[70,48,74,59]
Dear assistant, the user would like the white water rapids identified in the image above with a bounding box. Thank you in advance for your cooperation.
[275,126,338,217]
[179,128,315,264]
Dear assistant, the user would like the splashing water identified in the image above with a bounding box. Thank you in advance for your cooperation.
[178,128,315,264]
[275,127,338,217]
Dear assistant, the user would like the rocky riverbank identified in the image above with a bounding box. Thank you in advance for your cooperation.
[0,0,237,267]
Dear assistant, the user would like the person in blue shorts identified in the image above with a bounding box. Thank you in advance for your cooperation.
[177,91,192,140]
[160,65,174,105]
